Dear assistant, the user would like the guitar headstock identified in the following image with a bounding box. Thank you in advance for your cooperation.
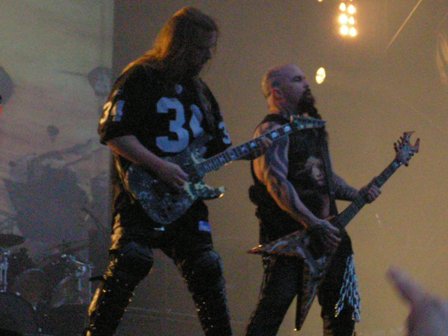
[394,131,420,166]
[290,116,326,130]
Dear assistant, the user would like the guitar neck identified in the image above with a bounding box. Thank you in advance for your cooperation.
[336,159,402,229]
[197,118,322,174]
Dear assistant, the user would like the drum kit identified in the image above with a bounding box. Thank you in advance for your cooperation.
[0,233,93,335]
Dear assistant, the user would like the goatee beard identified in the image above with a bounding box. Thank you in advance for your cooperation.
[297,96,317,118]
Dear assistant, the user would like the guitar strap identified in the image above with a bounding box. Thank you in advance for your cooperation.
[319,131,339,216]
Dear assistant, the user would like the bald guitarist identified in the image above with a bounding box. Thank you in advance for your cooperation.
[245,64,381,336]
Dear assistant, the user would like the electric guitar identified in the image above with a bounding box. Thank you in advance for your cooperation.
[124,116,325,226]
[248,131,420,329]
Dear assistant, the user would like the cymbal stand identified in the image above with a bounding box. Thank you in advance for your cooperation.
[0,248,10,292]
[72,257,94,303]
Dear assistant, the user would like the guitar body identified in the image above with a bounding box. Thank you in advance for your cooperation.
[124,138,224,226]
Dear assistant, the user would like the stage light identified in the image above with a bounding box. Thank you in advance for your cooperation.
[337,1,358,38]
[347,4,357,15]
[315,67,326,84]
[340,25,350,35]
[349,27,358,37]
[339,13,349,25]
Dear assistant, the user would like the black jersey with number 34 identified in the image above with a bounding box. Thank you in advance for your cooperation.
[98,65,231,162]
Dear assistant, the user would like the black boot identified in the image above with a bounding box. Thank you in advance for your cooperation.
[179,250,233,336]
[84,242,153,335]
[84,274,138,336]
[193,286,232,336]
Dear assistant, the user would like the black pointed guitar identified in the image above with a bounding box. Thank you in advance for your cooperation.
[124,116,325,226]
[248,131,420,329]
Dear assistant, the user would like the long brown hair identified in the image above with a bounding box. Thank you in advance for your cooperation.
[123,7,218,82]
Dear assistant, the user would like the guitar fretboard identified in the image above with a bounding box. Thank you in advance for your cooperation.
[197,117,324,174]
[336,160,401,229]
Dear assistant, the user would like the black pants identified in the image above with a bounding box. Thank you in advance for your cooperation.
[85,207,232,336]
[246,243,356,336]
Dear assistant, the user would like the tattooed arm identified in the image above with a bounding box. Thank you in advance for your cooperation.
[334,174,358,201]
[253,121,340,247]
[333,174,381,203]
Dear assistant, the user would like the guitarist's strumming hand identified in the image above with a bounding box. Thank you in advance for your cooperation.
[308,218,341,252]
[155,160,189,190]
[107,135,189,190]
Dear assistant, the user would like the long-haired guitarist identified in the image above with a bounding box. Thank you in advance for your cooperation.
[86,7,251,336]
[245,64,381,336]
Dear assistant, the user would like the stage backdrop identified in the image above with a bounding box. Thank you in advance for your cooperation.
[0,0,114,328]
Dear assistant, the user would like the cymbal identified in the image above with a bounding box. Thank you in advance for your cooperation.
[0,233,25,247]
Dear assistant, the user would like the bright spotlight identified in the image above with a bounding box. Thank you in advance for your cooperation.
[340,25,349,36]
[338,14,349,24]
[315,67,326,84]
[349,27,358,37]
[337,1,358,38]
[347,4,357,14]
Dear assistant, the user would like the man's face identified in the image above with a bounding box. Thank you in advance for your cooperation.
[281,65,315,113]
[186,30,217,76]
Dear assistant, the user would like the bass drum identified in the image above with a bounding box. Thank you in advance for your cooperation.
[0,292,38,335]
[10,268,51,307]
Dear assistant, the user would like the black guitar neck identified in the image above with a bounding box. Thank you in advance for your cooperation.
[335,159,402,229]
[197,117,324,174]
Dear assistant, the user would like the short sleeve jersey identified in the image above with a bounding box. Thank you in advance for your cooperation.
[98,64,231,163]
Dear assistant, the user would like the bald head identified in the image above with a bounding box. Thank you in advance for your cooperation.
[261,64,302,97]
[261,63,315,117]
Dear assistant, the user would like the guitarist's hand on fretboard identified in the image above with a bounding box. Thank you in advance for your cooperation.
[359,182,382,203]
